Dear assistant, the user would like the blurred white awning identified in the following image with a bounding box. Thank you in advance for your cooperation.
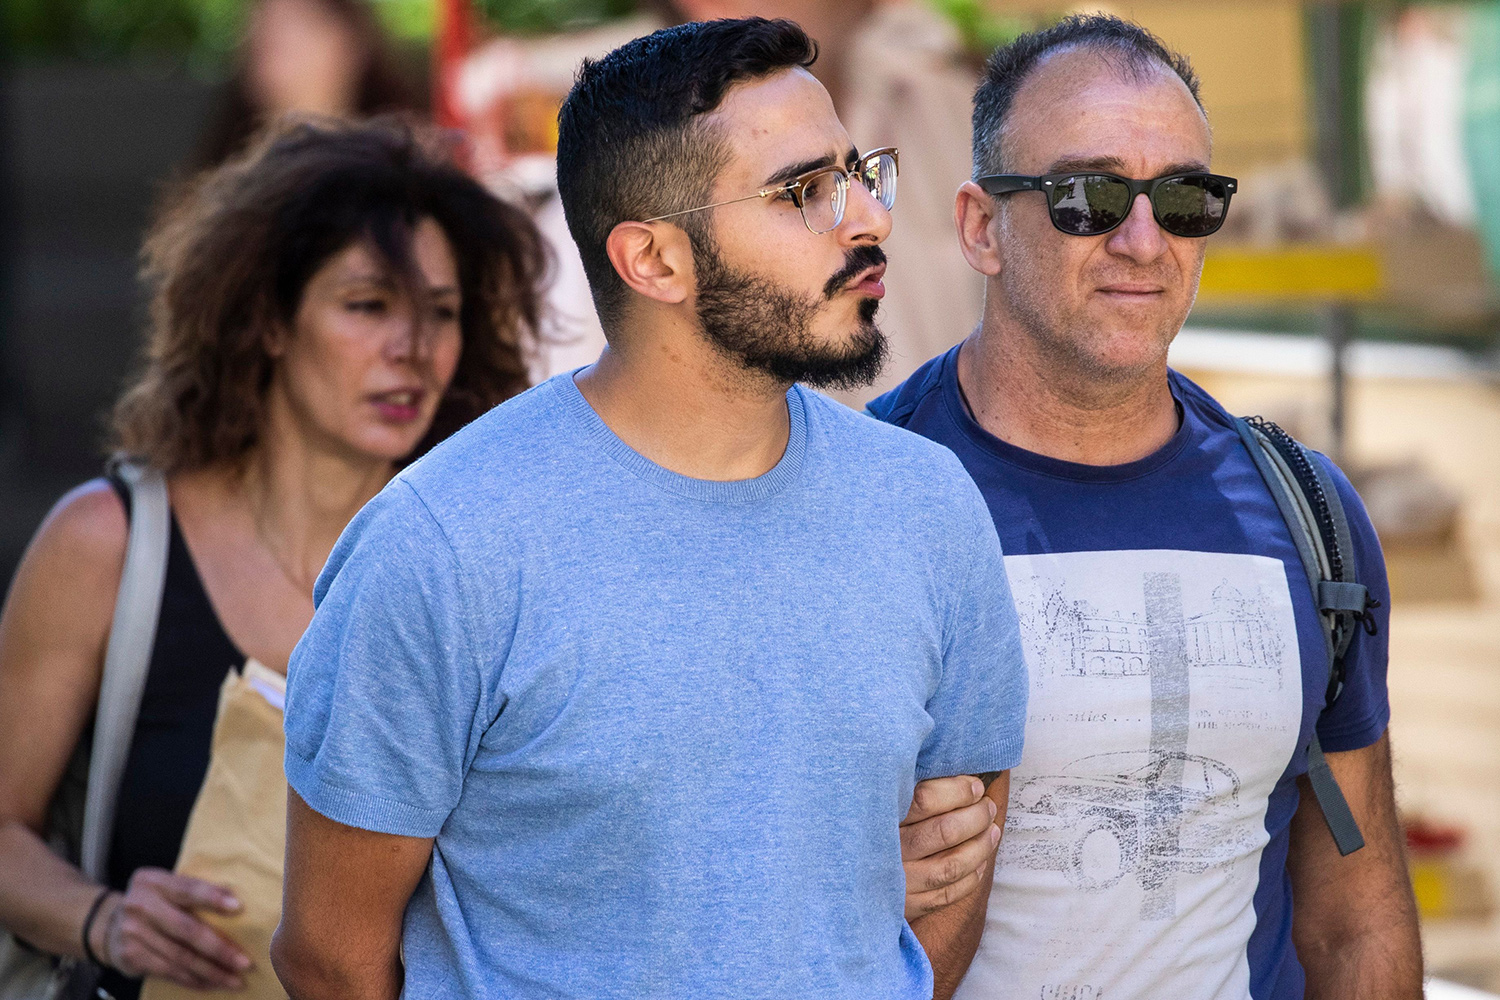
[1429,978,1500,1000]
[1171,327,1496,380]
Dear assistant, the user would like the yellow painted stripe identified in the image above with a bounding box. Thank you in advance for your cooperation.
[1199,245,1385,301]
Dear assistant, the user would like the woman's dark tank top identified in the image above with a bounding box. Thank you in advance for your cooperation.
[102,476,244,1000]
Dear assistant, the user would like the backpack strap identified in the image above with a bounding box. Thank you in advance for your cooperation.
[79,459,171,881]
[1305,453,1370,667]
[1234,418,1368,857]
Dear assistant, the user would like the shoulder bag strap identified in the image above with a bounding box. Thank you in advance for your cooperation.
[79,460,171,881]
[1234,418,1366,857]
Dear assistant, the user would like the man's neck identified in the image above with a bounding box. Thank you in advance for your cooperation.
[957,321,1179,467]
[574,325,792,482]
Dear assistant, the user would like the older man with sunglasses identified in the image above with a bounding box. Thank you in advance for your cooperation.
[870,15,1422,1000]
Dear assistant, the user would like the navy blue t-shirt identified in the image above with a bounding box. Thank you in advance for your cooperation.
[869,346,1390,1000]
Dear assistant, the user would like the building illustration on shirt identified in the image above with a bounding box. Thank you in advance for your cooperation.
[1017,576,1285,691]
[1187,581,1288,687]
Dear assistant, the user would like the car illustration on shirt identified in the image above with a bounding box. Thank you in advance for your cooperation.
[1003,750,1254,891]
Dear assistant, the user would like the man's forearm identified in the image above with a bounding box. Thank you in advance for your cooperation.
[1297,878,1422,1000]
[274,793,432,1000]
[270,926,402,1000]
[1299,922,1422,998]
[910,857,992,1000]
[1290,735,1423,1000]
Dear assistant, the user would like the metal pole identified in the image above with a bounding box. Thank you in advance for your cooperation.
[1309,3,1356,465]
[1325,303,1353,466]
[1308,4,1347,208]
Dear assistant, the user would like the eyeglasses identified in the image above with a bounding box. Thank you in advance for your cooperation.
[977,171,1238,238]
[642,147,899,235]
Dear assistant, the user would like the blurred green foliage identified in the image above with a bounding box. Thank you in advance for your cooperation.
[3,0,1026,68]
[927,0,1029,58]
[371,0,637,41]
[3,0,243,69]
[1,0,635,66]
[374,0,436,42]
[473,0,635,35]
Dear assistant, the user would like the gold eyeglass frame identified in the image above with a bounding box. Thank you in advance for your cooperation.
[641,146,899,235]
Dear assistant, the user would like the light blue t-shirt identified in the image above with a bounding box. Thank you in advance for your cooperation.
[284,373,1028,1000]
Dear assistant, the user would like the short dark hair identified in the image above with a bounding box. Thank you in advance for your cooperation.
[972,14,1203,176]
[556,17,817,327]
[114,116,546,473]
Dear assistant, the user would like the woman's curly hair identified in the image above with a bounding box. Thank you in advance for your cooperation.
[112,115,547,473]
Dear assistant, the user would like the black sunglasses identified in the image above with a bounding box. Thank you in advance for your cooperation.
[977,171,1238,237]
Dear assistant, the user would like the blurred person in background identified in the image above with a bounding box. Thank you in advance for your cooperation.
[0,117,543,1000]
[193,0,416,168]
[460,0,981,399]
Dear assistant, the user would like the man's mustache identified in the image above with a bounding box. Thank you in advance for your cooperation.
[823,246,888,300]
[1088,264,1181,290]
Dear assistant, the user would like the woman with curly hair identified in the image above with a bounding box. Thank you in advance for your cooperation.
[0,116,545,998]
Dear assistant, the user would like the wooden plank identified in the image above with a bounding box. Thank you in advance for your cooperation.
[1198,244,1385,300]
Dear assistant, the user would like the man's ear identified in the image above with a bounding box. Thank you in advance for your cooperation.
[955,181,1003,278]
[605,221,694,307]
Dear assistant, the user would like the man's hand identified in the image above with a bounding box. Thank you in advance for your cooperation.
[902,776,1002,920]
[908,774,1010,1000]
[1289,731,1422,999]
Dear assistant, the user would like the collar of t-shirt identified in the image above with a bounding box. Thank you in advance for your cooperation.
[556,371,809,504]
[942,349,1194,484]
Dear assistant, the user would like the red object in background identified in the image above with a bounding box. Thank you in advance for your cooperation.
[1405,815,1466,855]
[435,0,474,131]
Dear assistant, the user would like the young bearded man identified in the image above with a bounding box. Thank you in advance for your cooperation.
[870,15,1423,1000]
[270,18,1028,1000]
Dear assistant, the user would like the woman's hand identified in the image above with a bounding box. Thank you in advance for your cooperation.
[101,868,251,990]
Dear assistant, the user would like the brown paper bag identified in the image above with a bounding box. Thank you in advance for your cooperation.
[141,660,287,1000]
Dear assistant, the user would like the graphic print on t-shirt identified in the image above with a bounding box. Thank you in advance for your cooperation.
[969,548,1301,1000]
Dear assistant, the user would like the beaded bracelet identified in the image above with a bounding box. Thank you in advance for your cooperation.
[80,887,113,968]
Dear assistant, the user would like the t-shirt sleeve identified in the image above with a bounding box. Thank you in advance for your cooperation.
[283,478,501,838]
[1312,454,1392,752]
[916,475,1029,780]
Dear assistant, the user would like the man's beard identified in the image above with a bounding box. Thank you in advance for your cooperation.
[691,233,888,391]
